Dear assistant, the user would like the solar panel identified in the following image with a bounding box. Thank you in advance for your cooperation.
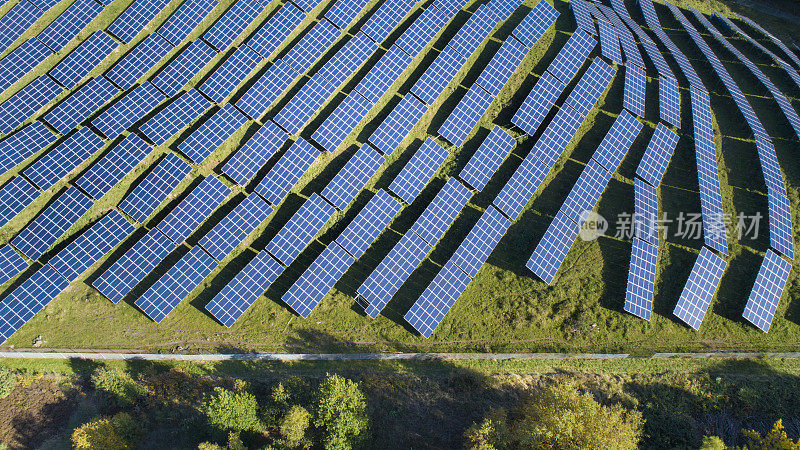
[743,250,791,332]
[450,205,509,277]
[235,58,299,120]
[547,30,596,84]
[335,189,401,259]
[247,2,305,58]
[0,76,62,135]
[525,211,580,284]
[511,72,565,135]
[755,137,787,198]
[0,1,42,54]
[205,251,284,326]
[198,194,272,261]
[0,38,52,94]
[0,121,56,174]
[0,177,39,226]
[388,138,448,203]
[157,0,217,46]
[597,19,621,64]
[634,177,658,245]
[12,186,93,261]
[355,45,412,103]
[76,133,152,200]
[636,123,679,187]
[768,193,794,260]
[659,76,681,128]
[0,265,68,343]
[449,6,497,59]
[361,0,416,43]
[292,0,323,12]
[560,160,614,225]
[198,45,263,104]
[118,153,191,223]
[320,144,383,209]
[564,58,616,116]
[49,210,134,281]
[23,127,105,190]
[139,89,210,146]
[432,0,465,17]
[511,0,559,48]
[318,32,377,87]
[282,19,339,73]
[135,245,217,322]
[439,85,494,146]
[623,63,645,117]
[37,0,103,52]
[368,94,427,155]
[283,242,353,317]
[570,0,596,35]
[488,0,517,21]
[410,45,466,105]
[475,36,528,97]
[273,73,337,134]
[531,104,585,167]
[92,227,173,303]
[104,34,173,90]
[178,104,248,163]
[157,176,229,244]
[0,245,26,287]
[590,110,641,173]
[203,0,264,51]
[395,5,449,58]
[492,150,549,219]
[43,77,119,134]
[151,40,217,96]
[254,137,319,206]
[107,0,172,43]
[49,31,118,88]
[459,126,515,191]
[404,258,471,338]
[325,0,370,29]
[92,82,166,139]
[265,193,334,265]
[410,178,471,246]
[312,92,373,152]
[673,247,727,330]
[623,237,658,320]
[360,231,430,318]
[222,120,286,185]
[738,14,800,73]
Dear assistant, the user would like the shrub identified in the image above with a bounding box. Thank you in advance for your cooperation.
[202,386,263,433]
[198,432,246,450]
[743,419,800,449]
[699,436,727,449]
[280,405,311,448]
[464,409,510,450]
[71,412,139,449]
[314,374,369,450]
[91,367,144,407]
[0,367,17,399]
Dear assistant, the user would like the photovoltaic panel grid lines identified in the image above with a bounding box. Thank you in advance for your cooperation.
[743,250,792,332]
[76,133,152,200]
[157,0,217,46]
[206,251,284,326]
[139,89,211,146]
[325,0,370,28]
[0,39,51,95]
[255,137,319,206]
[266,193,334,266]
[634,177,658,245]
[570,0,596,35]
[361,0,416,43]
[321,144,383,210]
[118,153,191,224]
[388,139,448,204]
[199,194,272,261]
[312,92,373,153]
[49,31,118,88]
[273,74,336,135]
[411,45,466,105]
[108,0,172,43]
[459,126,515,191]
[335,189,401,260]
[659,76,681,128]
[0,245,26,287]
[512,72,565,135]
[222,121,286,186]
[23,127,105,190]
[282,19,339,73]
[439,85,494,146]
[199,45,262,104]
[203,0,263,51]
[591,109,642,173]
[43,76,119,135]
[409,178,472,247]
[623,63,646,117]
[564,58,616,116]
[450,205,510,278]
[158,176,229,244]
[318,32,377,87]
[92,82,166,140]
[531,103,585,168]
[37,0,103,52]
[526,211,580,285]
[768,193,794,260]
[0,265,68,343]
[548,30,596,84]
[235,59,299,120]
[624,238,658,320]
[511,0,559,48]
[404,259,471,338]
[247,2,305,58]
[0,122,56,175]
[0,177,39,226]
[179,104,248,163]
[0,76,62,136]
[447,5,497,59]
[283,242,353,317]
[598,19,621,64]
[559,160,613,226]
[636,123,679,187]
[151,40,217,97]
[673,247,727,330]
[394,5,448,58]
[104,34,173,91]
[368,94,427,155]
[492,150,549,220]
[355,45,412,104]
[475,36,528,97]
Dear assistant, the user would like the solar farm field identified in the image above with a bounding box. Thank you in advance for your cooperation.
[0,0,797,353]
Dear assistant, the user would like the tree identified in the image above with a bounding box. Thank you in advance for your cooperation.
[700,436,727,450]
[281,405,311,448]
[743,419,800,449]
[314,374,369,450]
[91,367,145,407]
[464,409,510,450]
[71,412,139,449]
[203,386,263,433]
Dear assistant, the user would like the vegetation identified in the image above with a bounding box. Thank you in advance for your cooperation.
[71,412,139,449]
[314,374,370,450]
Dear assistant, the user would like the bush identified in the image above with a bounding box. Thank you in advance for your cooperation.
[700,436,727,449]
[202,386,263,433]
[464,409,510,450]
[743,419,800,449]
[91,367,144,407]
[314,374,369,450]
[0,367,17,399]
[280,405,311,448]
[71,412,139,449]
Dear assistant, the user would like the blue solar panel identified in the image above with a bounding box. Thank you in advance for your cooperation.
[255,137,318,206]
[0,177,39,226]
[448,5,497,59]
[0,245,26,287]
[623,63,645,117]
[634,177,658,245]
[151,40,217,96]
[404,258,470,338]
[673,247,727,330]
[570,0,596,35]
[23,127,105,189]
[0,76,62,135]
[492,148,549,219]
[199,194,272,261]
[203,0,264,51]
[395,5,449,58]
[12,186,93,261]
[564,58,616,116]
[511,72,565,135]
[743,250,791,332]
[312,92,373,152]
[205,251,284,326]
[623,237,658,320]
[37,0,103,52]
[0,38,52,94]
[135,245,217,322]
[199,45,263,104]
[355,45,411,103]
[526,211,579,284]
[388,138,448,203]
[475,36,528,97]
[247,2,304,58]
[450,205,510,278]
[0,1,42,54]
[616,21,645,68]
[118,153,191,223]
[411,45,466,105]
[76,133,152,200]
[49,31,118,88]
[560,160,613,225]
[158,176,229,244]
[459,126,515,191]
[222,120,286,185]
[488,0,517,21]
[0,264,68,343]
[511,0,558,48]
[104,34,173,90]
[368,94,427,155]
[178,104,248,163]
[591,110,641,173]
[0,121,56,173]
[292,0,323,12]
[318,32,377,87]
[658,75,681,128]
[432,0,465,17]
[547,30,596,84]
[636,123,679,187]
[439,85,494,146]
[235,58,298,120]
[335,189,401,259]
[265,193,334,265]
[139,89,210,146]
[320,144,383,209]
[325,0,370,28]
[755,137,786,199]
[597,19,621,64]
[643,1,703,91]
[282,19,339,73]
[49,210,134,281]
[272,73,336,134]
[410,178,471,246]
[157,0,217,46]
[361,0,416,43]
[43,77,119,134]
[108,0,172,43]
[531,104,585,167]
[768,193,794,260]
[283,242,353,317]
[361,231,429,318]
[92,82,166,139]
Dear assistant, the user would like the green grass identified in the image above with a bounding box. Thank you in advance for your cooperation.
[0,0,797,354]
